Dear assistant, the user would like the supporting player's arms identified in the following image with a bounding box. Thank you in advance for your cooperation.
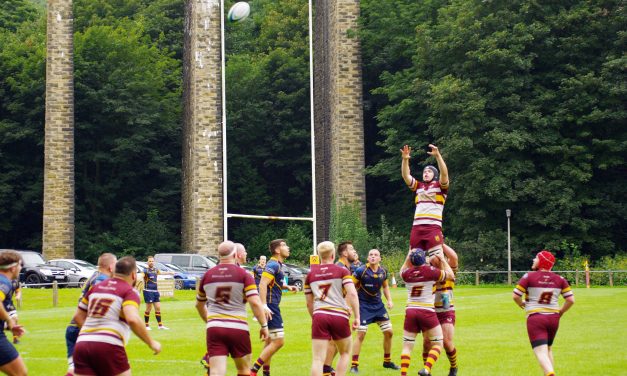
[123,304,161,354]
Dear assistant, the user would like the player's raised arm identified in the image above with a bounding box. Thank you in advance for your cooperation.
[400,145,413,186]
[427,144,449,187]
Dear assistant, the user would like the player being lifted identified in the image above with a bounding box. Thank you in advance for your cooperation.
[143,255,172,330]
[400,144,458,266]
[513,251,575,376]
[422,243,458,376]
[250,240,298,376]
[306,241,360,376]
[196,241,269,376]
[0,250,27,376]
[350,249,400,373]
[72,256,161,376]
[64,252,117,376]
[400,248,454,376]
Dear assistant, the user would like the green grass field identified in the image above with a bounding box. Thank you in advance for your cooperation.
[13,286,627,375]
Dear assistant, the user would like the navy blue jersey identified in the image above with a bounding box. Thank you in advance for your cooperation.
[353,264,388,305]
[336,259,356,273]
[143,267,160,290]
[253,265,264,285]
[262,258,285,305]
[0,274,15,329]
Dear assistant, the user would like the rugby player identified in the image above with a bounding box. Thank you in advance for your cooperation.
[306,241,359,376]
[400,248,454,376]
[143,255,171,330]
[350,249,399,373]
[250,240,298,376]
[400,144,458,264]
[422,243,458,376]
[0,250,26,376]
[72,256,161,376]
[253,256,267,287]
[513,251,575,376]
[196,241,269,376]
[64,252,117,376]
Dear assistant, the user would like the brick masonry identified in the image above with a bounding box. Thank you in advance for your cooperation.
[43,0,75,259]
[181,0,223,256]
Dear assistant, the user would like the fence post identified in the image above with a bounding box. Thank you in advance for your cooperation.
[575,270,579,287]
[609,271,613,287]
[52,281,58,307]
[475,270,479,286]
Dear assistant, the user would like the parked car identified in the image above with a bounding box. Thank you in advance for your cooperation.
[282,263,308,291]
[11,250,68,286]
[154,253,216,274]
[48,259,97,287]
[161,263,200,290]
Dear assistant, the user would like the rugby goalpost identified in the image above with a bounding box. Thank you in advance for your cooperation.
[219,0,318,255]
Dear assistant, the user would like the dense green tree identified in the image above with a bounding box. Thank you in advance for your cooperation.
[0,0,38,32]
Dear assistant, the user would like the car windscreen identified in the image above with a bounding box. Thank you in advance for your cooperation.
[74,260,96,269]
[21,253,46,266]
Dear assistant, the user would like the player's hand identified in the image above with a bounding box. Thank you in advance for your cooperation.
[10,325,25,338]
[351,318,360,331]
[427,144,440,157]
[400,145,412,159]
[260,327,269,341]
[387,301,394,310]
[287,285,298,293]
[263,304,273,320]
[149,339,161,355]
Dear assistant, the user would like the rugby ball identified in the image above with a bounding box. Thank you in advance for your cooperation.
[228,2,250,23]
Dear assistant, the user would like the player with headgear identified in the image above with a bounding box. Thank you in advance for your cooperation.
[513,250,575,376]
[400,144,458,268]
[399,247,455,376]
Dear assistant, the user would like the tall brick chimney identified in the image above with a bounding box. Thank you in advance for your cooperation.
[43,0,75,259]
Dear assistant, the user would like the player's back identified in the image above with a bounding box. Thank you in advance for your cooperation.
[401,265,445,310]
[78,277,140,347]
[515,271,573,315]
[305,263,352,316]
[201,263,258,331]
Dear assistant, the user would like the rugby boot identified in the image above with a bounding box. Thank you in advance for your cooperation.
[382,361,400,370]
[158,325,170,330]
[448,368,458,376]
[418,369,431,376]
[146,326,152,331]
[349,366,359,373]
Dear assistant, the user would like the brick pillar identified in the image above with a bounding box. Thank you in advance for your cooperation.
[314,0,366,241]
[43,0,75,259]
[182,0,223,256]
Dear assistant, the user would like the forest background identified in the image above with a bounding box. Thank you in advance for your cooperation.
[0,0,625,273]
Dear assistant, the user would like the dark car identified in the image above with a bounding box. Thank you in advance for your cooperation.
[282,263,308,291]
[13,250,68,286]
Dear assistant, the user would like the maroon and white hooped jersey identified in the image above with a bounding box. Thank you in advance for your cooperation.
[407,178,448,227]
[401,265,445,311]
[304,263,354,320]
[197,263,259,331]
[514,271,573,316]
[77,277,141,347]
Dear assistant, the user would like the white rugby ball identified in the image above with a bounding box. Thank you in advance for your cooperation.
[228,2,250,23]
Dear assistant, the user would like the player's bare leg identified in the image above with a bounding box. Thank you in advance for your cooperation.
[154,301,168,329]
[350,329,366,372]
[233,354,252,376]
[419,325,444,376]
[252,336,283,375]
[400,330,417,376]
[379,321,399,370]
[332,335,352,376]
[547,346,554,368]
[441,323,457,375]
[323,341,337,375]
[0,356,27,376]
[144,302,153,329]
[532,345,555,375]
[311,339,330,376]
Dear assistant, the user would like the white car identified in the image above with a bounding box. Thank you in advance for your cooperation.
[48,259,98,287]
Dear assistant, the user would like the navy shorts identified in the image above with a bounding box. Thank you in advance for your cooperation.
[359,302,390,326]
[0,333,19,366]
[66,325,81,358]
[143,290,160,303]
[267,304,283,330]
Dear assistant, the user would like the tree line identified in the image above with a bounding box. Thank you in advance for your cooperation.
[0,0,624,270]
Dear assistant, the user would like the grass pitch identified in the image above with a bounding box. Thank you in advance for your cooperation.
[14,286,627,375]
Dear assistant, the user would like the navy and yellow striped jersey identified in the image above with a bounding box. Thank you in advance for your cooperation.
[0,274,15,328]
[261,258,285,305]
[353,264,388,305]
[143,267,160,291]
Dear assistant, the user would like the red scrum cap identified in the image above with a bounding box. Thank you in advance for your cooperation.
[537,250,555,270]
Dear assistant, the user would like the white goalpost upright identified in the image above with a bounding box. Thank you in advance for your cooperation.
[220,0,318,254]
